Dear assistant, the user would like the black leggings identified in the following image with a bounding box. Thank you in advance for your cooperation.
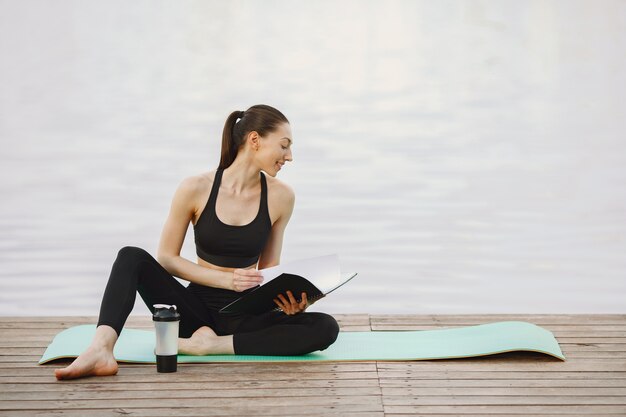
[96,246,340,355]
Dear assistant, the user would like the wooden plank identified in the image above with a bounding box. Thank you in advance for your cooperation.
[0,317,99,323]
[547,338,626,343]
[339,326,372,332]
[560,343,626,351]
[389,415,622,417]
[0,348,46,356]
[378,378,626,388]
[0,316,188,324]
[383,395,626,405]
[0,357,41,365]
[0,407,384,416]
[383,405,626,414]
[0,378,381,392]
[2,386,382,401]
[0,356,43,363]
[377,361,626,371]
[372,321,626,329]
[0,371,381,384]
[385,412,623,417]
[0,395,383,410]
[380,387,626,396]
[377,371,626,380]
[369,314,626,323]
[556,352,626,359]
[1,329,68,337]
[6,362,378,376]
[370,324,626,332]
[14,371,624,384]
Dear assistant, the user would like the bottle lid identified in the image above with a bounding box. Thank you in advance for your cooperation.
[152,304,180,322]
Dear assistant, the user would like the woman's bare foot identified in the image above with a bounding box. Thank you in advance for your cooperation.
[179,326,234,355]
[54,325,119,380]
[54,345,118,380]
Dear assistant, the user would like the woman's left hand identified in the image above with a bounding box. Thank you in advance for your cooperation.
[273,291,308,315]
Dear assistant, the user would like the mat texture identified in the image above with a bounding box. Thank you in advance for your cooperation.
[39,320,565,364]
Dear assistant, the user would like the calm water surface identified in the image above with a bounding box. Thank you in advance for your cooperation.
[1,1,625,316]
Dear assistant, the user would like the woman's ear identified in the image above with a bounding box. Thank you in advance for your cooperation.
[248,131,260,151]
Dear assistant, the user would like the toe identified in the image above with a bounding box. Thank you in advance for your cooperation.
[54,367,72,380]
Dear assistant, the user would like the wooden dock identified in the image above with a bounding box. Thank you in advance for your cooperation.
[1,314,625,416]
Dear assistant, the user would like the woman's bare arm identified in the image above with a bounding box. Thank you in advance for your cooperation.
[258,182,295,270]
[258,183,311,314]
[156,176,234,290]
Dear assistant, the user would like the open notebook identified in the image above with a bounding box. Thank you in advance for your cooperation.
[220,254,357,314]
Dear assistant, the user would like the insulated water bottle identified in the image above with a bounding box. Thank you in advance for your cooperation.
[153,304,180,373]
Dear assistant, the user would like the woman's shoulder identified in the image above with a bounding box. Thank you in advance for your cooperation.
[265,173,295,206]
[177,170,217,195]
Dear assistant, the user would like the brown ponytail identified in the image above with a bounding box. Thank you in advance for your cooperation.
[219,104,289,169]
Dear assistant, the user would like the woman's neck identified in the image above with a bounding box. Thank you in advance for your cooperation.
[222,158,260,195]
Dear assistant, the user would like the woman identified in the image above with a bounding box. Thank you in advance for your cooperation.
[55,104,340,380]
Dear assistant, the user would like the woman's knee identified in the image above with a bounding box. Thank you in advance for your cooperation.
[310,313,340,350]
[117,246,151,262]
[111,246,154,278]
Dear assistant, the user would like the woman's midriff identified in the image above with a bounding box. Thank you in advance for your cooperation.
[196,257,257,272]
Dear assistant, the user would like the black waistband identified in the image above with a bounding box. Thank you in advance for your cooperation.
[196,246,259,269]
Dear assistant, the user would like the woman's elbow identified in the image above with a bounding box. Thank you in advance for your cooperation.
[258,257,279,270]
[156,253,174,270]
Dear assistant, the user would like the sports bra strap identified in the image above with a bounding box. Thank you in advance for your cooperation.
[259,171,268,210]
[208,168,224,207]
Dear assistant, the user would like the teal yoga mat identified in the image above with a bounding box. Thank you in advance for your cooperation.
[39,321,564,364]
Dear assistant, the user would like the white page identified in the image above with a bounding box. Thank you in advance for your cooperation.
[327,272,358,294]
[259,254,342,294]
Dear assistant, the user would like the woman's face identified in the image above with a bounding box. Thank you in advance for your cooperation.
[255,122,293,176]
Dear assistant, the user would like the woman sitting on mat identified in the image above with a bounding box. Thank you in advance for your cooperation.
[55,104,340,380]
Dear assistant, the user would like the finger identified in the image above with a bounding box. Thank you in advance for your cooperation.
[275,300,289,314]
[275,299,291,314]
[273,298,284,311]
[299,292,308,309]
[235,282,258,291]
[236,270,260,279]
[242,283,259,291]
[241,271,263,283]
[286,290,298,306]
[238,278,262,285]
[285,292,298,313]
[277,294,290,312]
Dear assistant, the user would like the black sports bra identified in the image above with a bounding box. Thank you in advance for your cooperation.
[193,169,272,268]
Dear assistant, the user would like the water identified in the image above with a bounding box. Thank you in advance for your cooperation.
[1,0,625,316]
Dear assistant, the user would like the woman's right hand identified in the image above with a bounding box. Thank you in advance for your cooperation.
[231,268,264,292]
